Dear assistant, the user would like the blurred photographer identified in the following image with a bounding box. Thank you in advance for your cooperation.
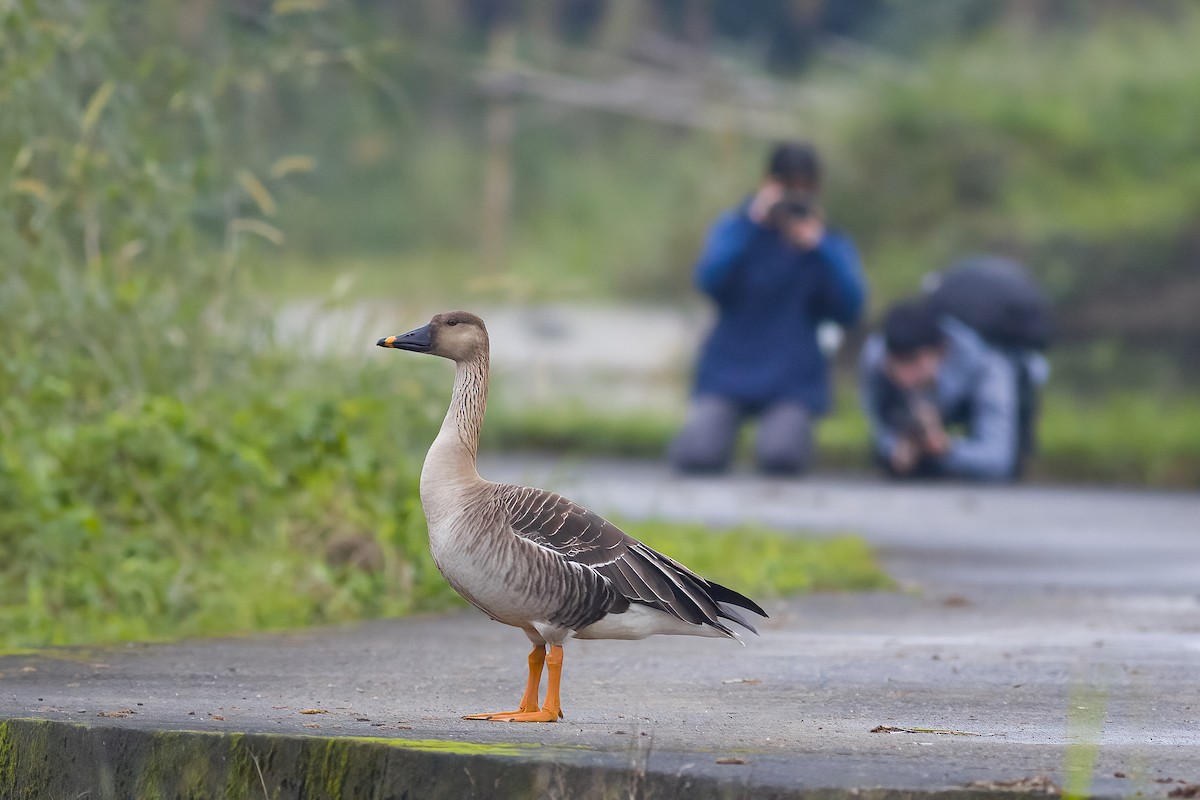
[860,296,1037,481]
[671,142,867,475]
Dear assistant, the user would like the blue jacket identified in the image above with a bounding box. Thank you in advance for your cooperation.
[859,317,1022,480]
[691,205,866,414]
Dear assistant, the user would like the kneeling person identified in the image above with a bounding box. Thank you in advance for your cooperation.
[860,299,1032,481]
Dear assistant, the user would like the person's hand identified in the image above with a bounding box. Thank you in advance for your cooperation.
[783,215,825,251]
[911,397,949,455]
[922,426,951,457]
[747,182,784,226]
[890,438,919,475]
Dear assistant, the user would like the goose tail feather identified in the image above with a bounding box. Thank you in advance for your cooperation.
[716,601,760,635]
[705,580,769,620]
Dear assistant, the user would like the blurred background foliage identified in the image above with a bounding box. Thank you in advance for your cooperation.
[258,0,1199,386]
[1,0,1197,649]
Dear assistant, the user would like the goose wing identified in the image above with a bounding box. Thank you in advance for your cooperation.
[498,484,766,635]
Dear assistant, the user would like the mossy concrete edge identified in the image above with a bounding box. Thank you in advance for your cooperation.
[0,716,1082,800]
[0,717,751,800]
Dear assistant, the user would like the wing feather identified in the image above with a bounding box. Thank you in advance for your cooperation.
[497,484,765,635]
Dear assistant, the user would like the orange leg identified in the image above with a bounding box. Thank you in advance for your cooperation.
[463,644,547,720]
[464,644,565,723]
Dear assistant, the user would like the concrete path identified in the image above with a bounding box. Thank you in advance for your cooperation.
[3,458,1199,798]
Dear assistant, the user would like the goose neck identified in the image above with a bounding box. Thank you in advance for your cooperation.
[432,353,489,472]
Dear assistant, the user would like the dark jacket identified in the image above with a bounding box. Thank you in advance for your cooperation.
[692,205,866,414]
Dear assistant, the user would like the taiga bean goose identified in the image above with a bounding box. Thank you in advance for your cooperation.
[377,311,766,722]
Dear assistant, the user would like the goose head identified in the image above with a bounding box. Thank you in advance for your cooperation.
[377,311,488,363]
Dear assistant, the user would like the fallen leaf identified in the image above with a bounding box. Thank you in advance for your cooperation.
[1168,785,1200,798]
[721,678,762,685]
[210,715,225,721]
[97,709,135,718]
[302,723,320,728]
[21,666,37,673]
[299,709,328,715]
[716,757,748,765]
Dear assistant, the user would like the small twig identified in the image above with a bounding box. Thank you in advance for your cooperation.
[870,724,983,736]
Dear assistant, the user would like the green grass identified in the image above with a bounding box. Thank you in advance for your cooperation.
[482,400,676,460]
[1034,393,1200,488]
[0,366,437,652]
[623,521,893,598]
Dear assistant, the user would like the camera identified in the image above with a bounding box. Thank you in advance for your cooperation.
[892,389,942,450]
[767,191,817,229]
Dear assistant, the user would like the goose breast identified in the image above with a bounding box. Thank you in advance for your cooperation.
[426,487,626,635]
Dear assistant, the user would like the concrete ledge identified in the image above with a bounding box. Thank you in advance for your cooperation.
[0,718,677,800]
[0,717,1086,800]
[0,717,951,800]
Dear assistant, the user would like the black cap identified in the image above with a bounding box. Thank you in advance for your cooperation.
[766,142,820,188]
[883,298,943,358]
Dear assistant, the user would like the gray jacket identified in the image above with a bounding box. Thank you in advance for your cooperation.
[859,317,1032,480]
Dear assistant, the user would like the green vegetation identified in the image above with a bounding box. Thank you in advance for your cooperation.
[0,1,427,651]
[0,363,442,650]
[626,521,892,597]
[831,12,1200,309]
[253,4,1200,392]
[482,399,675,460]
[1034,393,1200,488]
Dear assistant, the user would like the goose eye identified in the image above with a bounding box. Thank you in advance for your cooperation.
[447,320,458,327]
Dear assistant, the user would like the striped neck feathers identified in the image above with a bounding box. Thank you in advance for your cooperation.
[436,352,489,470]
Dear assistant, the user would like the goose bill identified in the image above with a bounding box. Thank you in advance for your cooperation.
[377,324,433,352]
